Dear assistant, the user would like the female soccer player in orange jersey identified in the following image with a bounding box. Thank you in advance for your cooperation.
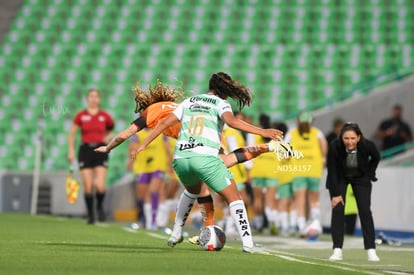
[95,81,284,231]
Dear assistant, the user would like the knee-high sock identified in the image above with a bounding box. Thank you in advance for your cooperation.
[84,194,94,221]
[171,190,197,239]
[96,192,105,211]
[289,209,297,229]
[156,202,170,228]
[229,200,254,249]
[280,211,289,232]
[233,144,269,163]
[197,195,215,227]
[151,192,159,229]
[136,199,144,224]
[311,207,321,221]
[144,203,152,229]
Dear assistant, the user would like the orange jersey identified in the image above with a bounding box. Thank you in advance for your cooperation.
[133,101,182,139]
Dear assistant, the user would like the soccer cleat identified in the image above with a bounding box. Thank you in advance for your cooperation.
[268,140,293,155]
[367,249,380,261]
[167,236,184,248]
[188,235,200,245]
[329,248,343,261]
[242,245,270,255]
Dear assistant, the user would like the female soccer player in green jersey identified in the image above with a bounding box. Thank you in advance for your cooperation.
[131,72,282,253]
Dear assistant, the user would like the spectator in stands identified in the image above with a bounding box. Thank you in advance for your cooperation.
[376,104,412,153]
[67,89,114,224]
[326,117,345,144]
[326,122,380,262]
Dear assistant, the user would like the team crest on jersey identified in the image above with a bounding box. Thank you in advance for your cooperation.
[81,115,91,121]
[98,115,105,122]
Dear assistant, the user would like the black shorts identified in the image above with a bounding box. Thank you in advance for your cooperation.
[78,143,108,169]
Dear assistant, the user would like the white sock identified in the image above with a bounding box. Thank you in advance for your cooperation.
[156,202,169,228]
[166,199,177,213]
[280,211,289,232]
[229,200,254,249]
[310,207,321,221]
[289,210,297,229]
[144,203,152,230]
[253,215,264,230]
[224,215,236,235]
[297,216,306,232]
[171,190,197,239]
[271,209,280,227]
[264,207,272,223]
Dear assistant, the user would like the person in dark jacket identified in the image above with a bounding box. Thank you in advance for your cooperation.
[326,122,380,262]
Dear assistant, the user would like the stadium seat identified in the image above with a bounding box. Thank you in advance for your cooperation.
[1,0,413,175]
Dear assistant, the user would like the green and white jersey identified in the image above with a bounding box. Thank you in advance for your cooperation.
[172,93,232,158]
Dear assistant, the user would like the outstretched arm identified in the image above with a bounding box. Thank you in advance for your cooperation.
[222,112,283,140]
[130,113,180,160]
[95,123,139,153]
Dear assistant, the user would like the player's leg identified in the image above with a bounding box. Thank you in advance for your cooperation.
[221,143,270,168]
[277,183,293,236]
[264,183,279,235]
[80,168,94,224]
[135,174,149,227]
[146,171,165,230]
[197,157,255,252]
[168,158,201,247]
[78,144,96,224]
[307,177,322,233]
[251,178,265,231]
[92,166,107,222]
[217,181,255,252]
[292,177,308,236]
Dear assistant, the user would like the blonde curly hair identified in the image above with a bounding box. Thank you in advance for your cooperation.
[133,80,184,113]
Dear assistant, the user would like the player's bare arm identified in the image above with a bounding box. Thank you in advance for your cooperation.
[130,114,179,160]
[95,124,138,153]
[222,112,283,141]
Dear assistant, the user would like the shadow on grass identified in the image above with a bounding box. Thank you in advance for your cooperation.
[40,242,204,254]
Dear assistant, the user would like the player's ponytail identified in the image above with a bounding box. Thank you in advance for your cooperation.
[209,72,252,110]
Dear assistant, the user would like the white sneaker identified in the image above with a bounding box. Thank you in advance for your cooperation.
[367,249,380,261]
[329,248,343,261]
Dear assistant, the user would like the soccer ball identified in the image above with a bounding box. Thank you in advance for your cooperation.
[199,225,226,251]
[304,220,322,240]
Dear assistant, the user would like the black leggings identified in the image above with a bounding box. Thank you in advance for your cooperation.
[329,178,376,249]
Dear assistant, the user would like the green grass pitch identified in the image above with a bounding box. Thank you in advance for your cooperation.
[0,214,413,275]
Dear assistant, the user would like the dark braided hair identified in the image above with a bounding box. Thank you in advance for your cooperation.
[208,72,252,109]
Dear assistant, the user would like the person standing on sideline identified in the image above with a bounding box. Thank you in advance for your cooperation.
[326,117,358,235]
[67,89,114,224]
[247,113,280,234]
[285,111,327,236]
[376,104,412,154]
[131,72,282,252]
[326,122,381,261]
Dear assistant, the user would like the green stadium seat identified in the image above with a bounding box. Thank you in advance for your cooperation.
[1,0,413,173]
